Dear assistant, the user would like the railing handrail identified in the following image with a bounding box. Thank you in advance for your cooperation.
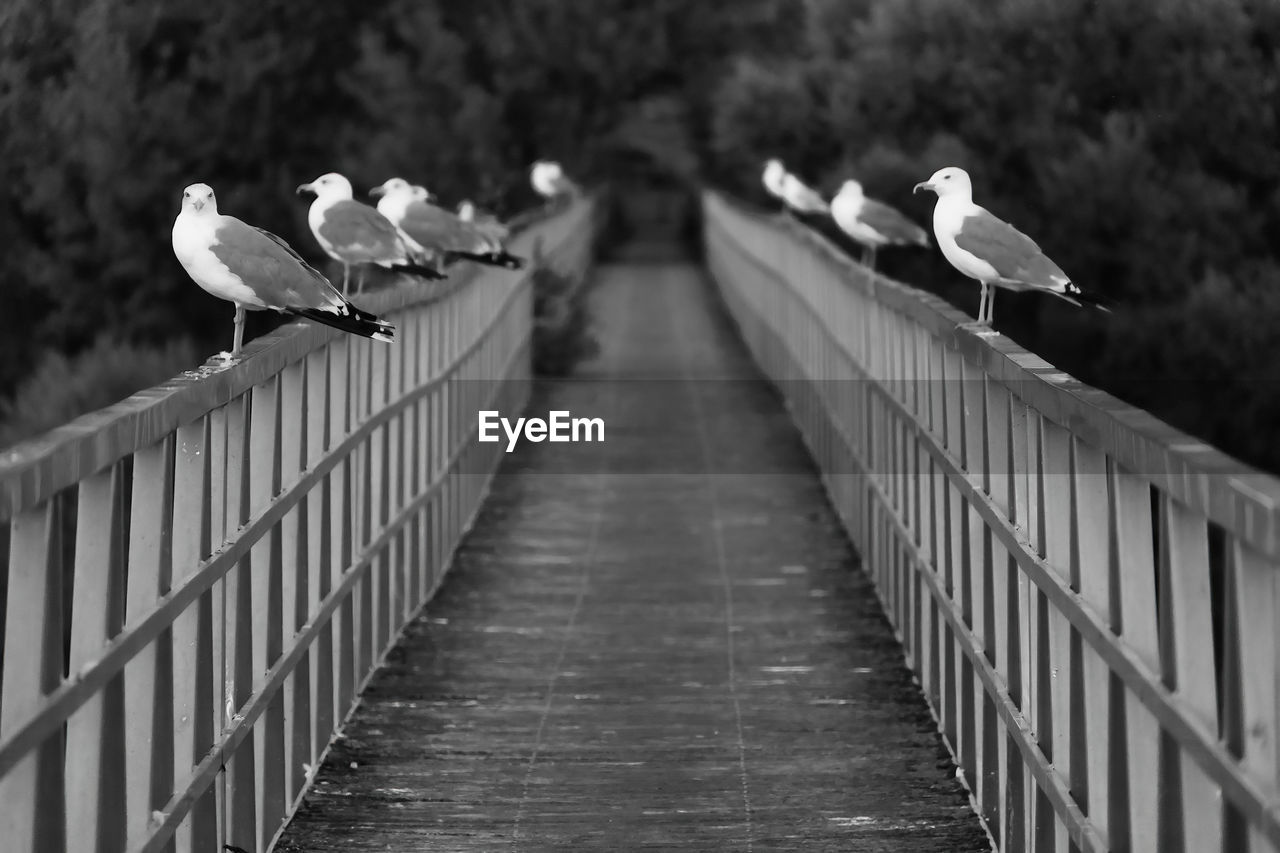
[706,189,1280,561]
[0,203,565,520]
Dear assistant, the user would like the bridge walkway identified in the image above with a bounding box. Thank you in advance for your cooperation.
[275,259,988,851]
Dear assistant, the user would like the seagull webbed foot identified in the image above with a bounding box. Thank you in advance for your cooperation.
[957,321,1000,337]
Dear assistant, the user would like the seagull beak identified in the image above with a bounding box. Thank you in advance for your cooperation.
[295,183,314,196]
[192,199,205,212]
[368,186,387,198]
[912,181,933,195]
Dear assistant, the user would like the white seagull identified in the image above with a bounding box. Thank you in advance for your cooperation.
[762,159,787,208]
[913,166,1108,328]
[371,178,525,270]
[171,183,394,361]
[530,161,580,202]
[830,179,929,269]
[780,171,829,216]
[296,172,444,295]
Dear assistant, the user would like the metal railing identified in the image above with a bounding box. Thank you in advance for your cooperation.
[0,195,597,853]
[703,190,1280,853]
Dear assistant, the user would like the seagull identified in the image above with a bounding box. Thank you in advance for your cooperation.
[762,159,787,209]
[296,172,445,295]
[913,166,1108,328]
[457,200,511,244]
[171,183,394,361]
[780,171,829,216]
[830,179,929,269]
[371,178,525,270]
[530,161,580,202]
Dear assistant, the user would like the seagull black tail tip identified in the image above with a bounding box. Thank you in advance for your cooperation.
[1066,283,1113,313]
[495,251,526,270]
[295,306,396,343]
[396,261,448,281]
[446,250,527,270]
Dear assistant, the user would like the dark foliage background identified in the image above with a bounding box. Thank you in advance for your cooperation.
[2,0,1279,474]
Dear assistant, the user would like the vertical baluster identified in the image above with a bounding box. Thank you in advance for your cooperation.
[1157,493,1220,852]
[248,379,284,850]
[220,394,255,852]
[1223,536,1279,853]
[171,417,216,851]
[1072,441,1113,843]
[65,464,128,852]
[2,496,68,852]
[207,402,229,851]
[124,437,175,850]
[328,338,356,724]
[373,334,394,654]
[1112,466,1160,853]
[278,360,310,807]
[306,347,334,772]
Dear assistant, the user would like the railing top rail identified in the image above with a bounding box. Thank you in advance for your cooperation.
[705,189,1280,559]
[0,199,587,519]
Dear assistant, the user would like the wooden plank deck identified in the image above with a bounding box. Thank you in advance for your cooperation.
[275,261,989,851]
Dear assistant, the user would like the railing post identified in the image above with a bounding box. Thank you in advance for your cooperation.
[1,499,66,852]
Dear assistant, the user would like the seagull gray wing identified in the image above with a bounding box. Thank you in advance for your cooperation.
[859,199,929,246]
[318,200,405,260]
[953,208,1069,288]
[402,202,493,253]
[210,218,345,310]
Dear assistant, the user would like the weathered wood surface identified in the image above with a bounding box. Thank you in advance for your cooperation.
[276,261,988,851]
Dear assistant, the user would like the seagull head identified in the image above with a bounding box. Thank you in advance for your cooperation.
[296,173,353,200]
[457,200,475,221]
[368,177,412,200]
[532,160,562,180]
[181,183,217,215]
[764,159,785,179]
[836,179,864,199]
[913,167,972,199]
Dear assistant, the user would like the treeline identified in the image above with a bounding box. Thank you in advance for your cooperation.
[710,0,1280,472]
[0,0,799,446]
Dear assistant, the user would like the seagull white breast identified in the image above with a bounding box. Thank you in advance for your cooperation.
[172,213,265,307]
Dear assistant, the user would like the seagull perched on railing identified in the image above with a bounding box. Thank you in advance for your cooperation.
[830,179,929,270]
[530,161,579,202]
[371,178,525,270]
[913,166,1109,329]
[457,200,511,245]
[296,172,445,295]
[762,159,788,210]
[172,183,394,361]
[780,171,829,217]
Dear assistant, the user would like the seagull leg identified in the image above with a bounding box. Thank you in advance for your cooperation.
[976,284,987,325]
[868,246,877,272]
[355,268,365,294]
[216,304,246,363]
[341,263,351,296]
[985,287,996,326]
[233,305,245,355]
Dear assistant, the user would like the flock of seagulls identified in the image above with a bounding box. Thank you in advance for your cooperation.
[171,161,580,360]
[763,159,1108,328]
